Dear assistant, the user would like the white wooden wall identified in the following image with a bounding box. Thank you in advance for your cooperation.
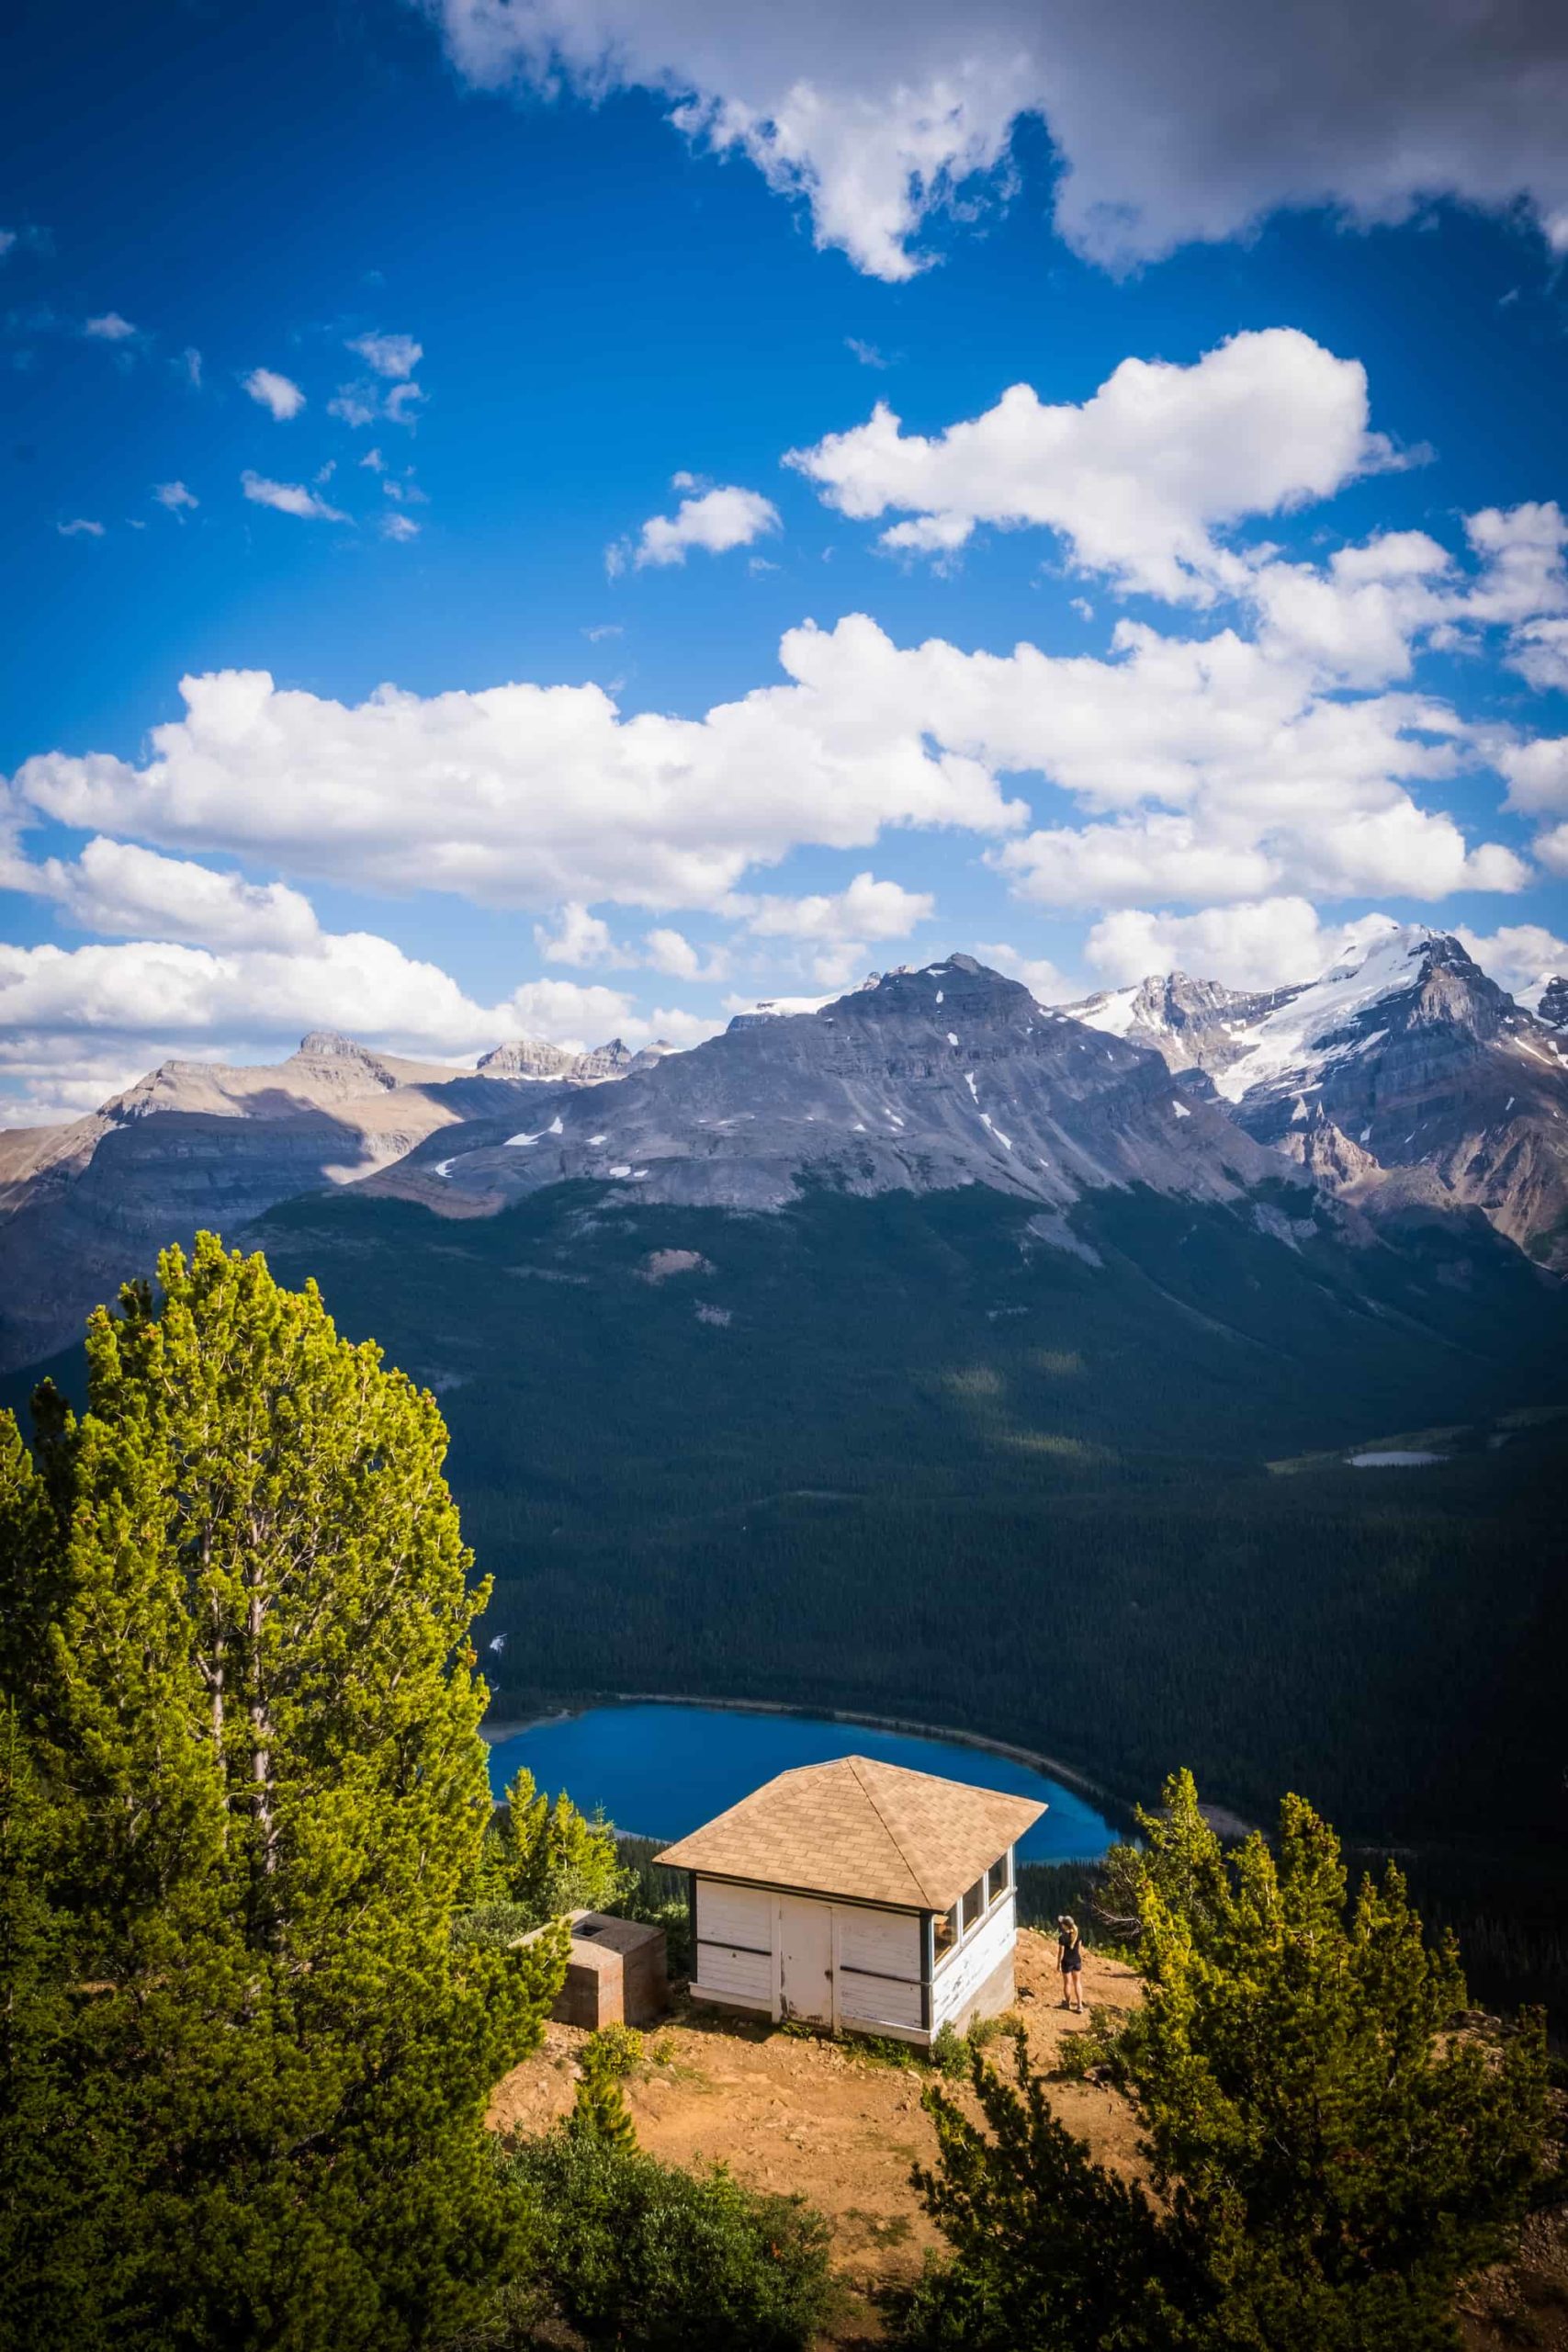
[693,1880,773,2010]
[931,1893,1015,2031]
[690,1872,1019,2042]
[835,1904,923,2032]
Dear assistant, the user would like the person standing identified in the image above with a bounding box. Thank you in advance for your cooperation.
[1056,1913,1085,2013]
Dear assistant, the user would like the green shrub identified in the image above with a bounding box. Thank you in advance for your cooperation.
[570,2058,637,2152]
[494,2123,833,2349]
[451,1900,539,1953]
[930,2014,1013,2080]
[930,2022,969,2079]
[1048,2005,1122,2083]
[580,2020,644,2080]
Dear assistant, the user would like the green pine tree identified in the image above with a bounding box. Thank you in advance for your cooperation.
[0,1235,568,2352]
[899,1771,1549,2352]
[570,2045,639,2152]
[904,2025,1201,2349]
[0,1703,138,2352]
[1120,1771,1549,2351]
[481,1763,626,1921]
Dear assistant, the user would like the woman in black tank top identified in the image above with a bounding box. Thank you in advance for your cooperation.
[1056,1915,1084,2013]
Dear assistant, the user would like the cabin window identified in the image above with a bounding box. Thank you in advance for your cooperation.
[987,1850,1011,1905]
[934,1904,958,1958]
[961,1876,986,1933]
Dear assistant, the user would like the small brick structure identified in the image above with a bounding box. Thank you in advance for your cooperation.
[547,1911,669,2031]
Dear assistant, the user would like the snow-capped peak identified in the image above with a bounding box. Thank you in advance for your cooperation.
[1072,980,1146,1040]
[1212,926,1438,1104]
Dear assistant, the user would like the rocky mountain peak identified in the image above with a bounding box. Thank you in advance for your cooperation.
[367,953,1279,1224]
[1066,968,1291,1076]
[1395,932,1513,1039]
[477,1035,635,1084]
[1058,922,1568,1268]
[294,1030,381,1062]
[845,956,1038,1027]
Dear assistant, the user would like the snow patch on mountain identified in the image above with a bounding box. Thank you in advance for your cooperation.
[1211,927,1435,1104]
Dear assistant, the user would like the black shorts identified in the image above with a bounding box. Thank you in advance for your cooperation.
[1062,1953,1082,1973]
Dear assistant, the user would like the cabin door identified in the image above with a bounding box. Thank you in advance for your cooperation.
[778,1897,835,2027]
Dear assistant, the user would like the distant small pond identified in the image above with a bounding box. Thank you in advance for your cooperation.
[486,1701,1118,1862]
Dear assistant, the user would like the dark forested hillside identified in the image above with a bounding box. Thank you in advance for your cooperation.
[213,1179,1568,1858]
[9,1175,1565,2018]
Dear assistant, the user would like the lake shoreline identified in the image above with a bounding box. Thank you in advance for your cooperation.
[483,1690,1163,1840]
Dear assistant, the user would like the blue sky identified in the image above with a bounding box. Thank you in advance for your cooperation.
[3,0,1567,1120]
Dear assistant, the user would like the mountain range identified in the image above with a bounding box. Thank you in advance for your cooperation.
[5,920,1566,1928]
[1067,926,1568,1266]
[2,923,1565,1374]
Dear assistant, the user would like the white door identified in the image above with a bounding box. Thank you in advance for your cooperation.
[778,1897,835,2026]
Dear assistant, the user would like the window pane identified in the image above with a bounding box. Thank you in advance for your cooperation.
[934,1905,958,1956]
[988,1850,1011,1904]
[961,1876,985,1932]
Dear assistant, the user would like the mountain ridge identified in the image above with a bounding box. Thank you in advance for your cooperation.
[2,932,1564,1371]
[1068,926,1568,1269]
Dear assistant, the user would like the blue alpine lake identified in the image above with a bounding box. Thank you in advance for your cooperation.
[485,1702,1118,1862]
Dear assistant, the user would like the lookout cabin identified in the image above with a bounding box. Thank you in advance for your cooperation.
[655,1754,1043,2048]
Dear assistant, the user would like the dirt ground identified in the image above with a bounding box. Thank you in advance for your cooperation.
[487,1924,1568,2348]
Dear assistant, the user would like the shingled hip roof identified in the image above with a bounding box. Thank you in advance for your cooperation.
[654,1754,1045,1912]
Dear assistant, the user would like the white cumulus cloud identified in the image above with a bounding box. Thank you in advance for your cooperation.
[243,368,307,421]
[740,870,934,943]
[788,329,1397,599]
[8,837,321,953]
[640,926,733,983]
[425,0,1568,280]
[241,472,348,522]
[1083,899,1375,991]
[345,331,423,379]
[615,482,781,571]
[534,902,621,965]
[1455,922,1568,1001]
[8,633,1023,912]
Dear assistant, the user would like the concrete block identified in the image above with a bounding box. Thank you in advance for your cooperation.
[551,1911,669,2030]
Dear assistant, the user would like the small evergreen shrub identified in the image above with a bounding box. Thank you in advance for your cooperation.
[570,2058,637,2151]
[481,1768,628,1923]
[494,2125,834,2349]
[580,2020,644,2079]
[930,2022,969,2079]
